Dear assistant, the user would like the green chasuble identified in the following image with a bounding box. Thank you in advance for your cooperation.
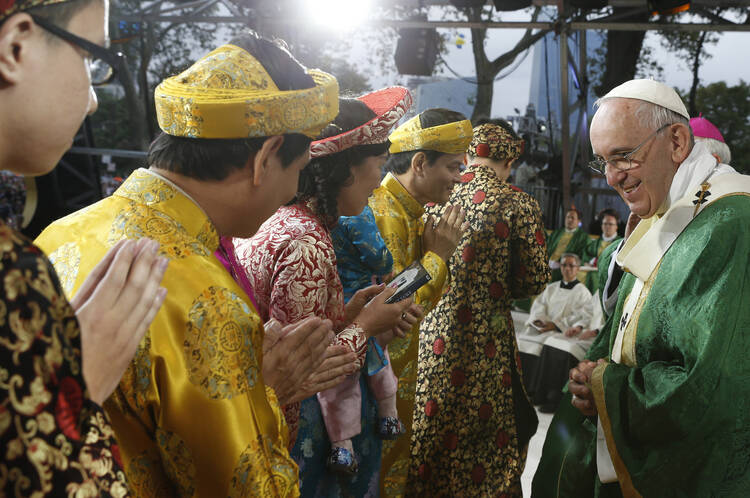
[533,193,750,497]
[547,227,589,282]
[584,237,623,292]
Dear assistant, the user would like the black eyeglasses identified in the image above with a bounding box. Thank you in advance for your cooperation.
[588,123,672,176]
[30,14,126,86]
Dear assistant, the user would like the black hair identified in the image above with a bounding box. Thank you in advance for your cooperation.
[295,98,389,227]
[599,208,620,223]
[385,108,467,175]
[147,31,315,181]
[22,0,100,29]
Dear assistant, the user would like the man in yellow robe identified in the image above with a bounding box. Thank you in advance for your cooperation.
[369,108,472,497]
[36,35,341,497]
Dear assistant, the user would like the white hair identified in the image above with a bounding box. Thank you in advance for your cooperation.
[696,136,731,164]
[594,97,693,141]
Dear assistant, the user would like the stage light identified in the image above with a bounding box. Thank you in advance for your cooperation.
[303,0,373,30]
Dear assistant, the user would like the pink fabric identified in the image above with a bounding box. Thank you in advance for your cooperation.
[318,373,363,442]
[369,350,398,403]
[233,202,370,446]
[215,237,258,310]
[318,347,399,441]
[690,115,725,142]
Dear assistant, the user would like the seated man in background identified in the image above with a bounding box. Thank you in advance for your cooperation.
[518,253,602,412]
[546,207,588,281]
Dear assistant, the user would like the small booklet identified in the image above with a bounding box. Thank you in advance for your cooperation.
[385,261,432,304]
[530,319,547,332]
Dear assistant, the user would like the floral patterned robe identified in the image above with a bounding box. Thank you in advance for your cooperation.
[233,203,369,447]
[0,221,129,497]
[407,163,549,497]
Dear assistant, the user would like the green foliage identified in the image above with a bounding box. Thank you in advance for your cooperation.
[692,80,750,174]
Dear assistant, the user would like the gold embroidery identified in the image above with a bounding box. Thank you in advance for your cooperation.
[156,428,196,497]
[108,201,214,260]
[184,286,261,399]
[591,363,643,498]
[229,436,299,498]
[620,262,662,367]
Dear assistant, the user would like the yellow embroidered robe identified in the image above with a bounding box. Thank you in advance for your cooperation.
[368,173,448,497]
[35,169,298,497]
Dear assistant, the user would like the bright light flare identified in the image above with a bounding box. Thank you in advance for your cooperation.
[303,0,373,31]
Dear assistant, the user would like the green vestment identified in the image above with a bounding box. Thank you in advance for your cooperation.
[533,194,750,497]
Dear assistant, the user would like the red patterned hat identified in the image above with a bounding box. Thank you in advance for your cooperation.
[310,86,412,158]
[1,0,69,21]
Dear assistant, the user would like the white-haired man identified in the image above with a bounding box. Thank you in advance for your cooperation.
[532,79,750,497]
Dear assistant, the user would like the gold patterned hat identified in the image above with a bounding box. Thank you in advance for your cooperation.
[154,44,339,139]
[468,123,524,160]
[388,112,473,155]
[0,0,68,20]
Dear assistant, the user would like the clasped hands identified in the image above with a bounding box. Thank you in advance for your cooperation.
[569,358,606,416]
[263,284,420,406]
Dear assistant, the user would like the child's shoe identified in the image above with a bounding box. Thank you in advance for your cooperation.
[327,446,358,476]
[378,416,405,440]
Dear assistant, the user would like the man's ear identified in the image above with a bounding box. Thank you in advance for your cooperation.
[411,151,427,177]
[0,13,36,85]
[250,135,285,187]
[670,123,692,164]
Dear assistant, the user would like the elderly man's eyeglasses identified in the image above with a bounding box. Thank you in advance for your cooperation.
[588,123,672,175]
[30,14,126,86]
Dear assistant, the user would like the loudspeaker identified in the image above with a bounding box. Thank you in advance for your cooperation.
[394,26,439,76]
[492,0,532,11]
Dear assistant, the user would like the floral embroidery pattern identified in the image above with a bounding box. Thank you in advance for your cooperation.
[408,164,549,496]
[0,222,129,497]
[184,286,261,399]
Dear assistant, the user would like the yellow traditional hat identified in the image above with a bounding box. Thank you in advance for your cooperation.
[388,113,473,154]
[154,44,339,139]
[0,0,68,20]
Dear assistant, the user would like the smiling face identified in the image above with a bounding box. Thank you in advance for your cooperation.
[417,152,464,205]
[590,99,681,219]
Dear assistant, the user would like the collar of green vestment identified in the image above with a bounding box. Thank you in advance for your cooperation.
[617,171,750,281]
[381,172,425,219]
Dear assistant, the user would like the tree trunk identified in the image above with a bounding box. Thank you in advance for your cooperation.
[473,80,494,121]
[688,31,708,117]
[467,6,549,120]
[596,8,650,96]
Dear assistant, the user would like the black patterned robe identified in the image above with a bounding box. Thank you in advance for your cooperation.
[0,220,129,497]
[407,163,550,497]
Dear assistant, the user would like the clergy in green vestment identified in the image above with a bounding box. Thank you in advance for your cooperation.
[532,79,750,498]
[583,209,623,292]
[547,207,589,282]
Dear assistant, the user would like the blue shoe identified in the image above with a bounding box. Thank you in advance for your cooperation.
[327,447,358,476]
[378,417,405,440]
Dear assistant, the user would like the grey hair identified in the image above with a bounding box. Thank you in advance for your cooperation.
[560,252,581,266]
[695,136,731,164]
[594,97,694,142]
